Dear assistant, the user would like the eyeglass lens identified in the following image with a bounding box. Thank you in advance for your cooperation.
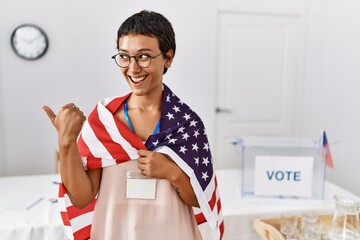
[112,53,161,68]
[116,54,149,68]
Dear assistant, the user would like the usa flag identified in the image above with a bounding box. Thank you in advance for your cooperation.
[58,84,224,239]
[322,130,335,169]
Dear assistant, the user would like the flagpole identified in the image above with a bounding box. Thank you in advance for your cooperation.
[320,128,325,148]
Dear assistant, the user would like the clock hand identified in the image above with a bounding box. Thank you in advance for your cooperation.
[28,34,43,43]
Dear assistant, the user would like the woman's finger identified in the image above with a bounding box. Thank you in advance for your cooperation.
[137,149,150,157]
[42,105,56,126]
[137,156,147,164]
[61,103,77,111]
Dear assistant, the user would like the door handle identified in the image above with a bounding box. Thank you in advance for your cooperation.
[215,107,231,113]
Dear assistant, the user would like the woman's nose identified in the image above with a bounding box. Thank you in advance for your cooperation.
[128,57,142,72]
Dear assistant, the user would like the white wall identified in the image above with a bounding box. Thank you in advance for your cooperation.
[0,0,218,176]
[0,0,359,196]
[301,0,360,196]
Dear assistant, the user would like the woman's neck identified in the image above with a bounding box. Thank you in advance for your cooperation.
[127,90,163,111]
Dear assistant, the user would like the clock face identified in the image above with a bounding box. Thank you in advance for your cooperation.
[11,24,49,60]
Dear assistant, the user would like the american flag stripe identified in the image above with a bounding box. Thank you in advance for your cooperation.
[64,226,74,238]
[58,197,67,212]
[73,225,92,240]
[87,107,129,160]
[216,194,222,214]
[100,94,145,152]
[70,211,94,233]
[80,120,114,160]
[195,212,207,225]
[79,123,120,169]
[219,221,225,239]
[67,204,94,218]
[208,184,217,210]
[97,99,145,159]
[77,136,103,169]
[58,84,224,239]
[60,211,70,225]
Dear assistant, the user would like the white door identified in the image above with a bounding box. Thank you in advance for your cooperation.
[214,9,306,169]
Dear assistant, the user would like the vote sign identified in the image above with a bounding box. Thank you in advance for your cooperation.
[254,155,314,197]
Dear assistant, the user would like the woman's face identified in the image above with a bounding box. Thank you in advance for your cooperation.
[118,34,172,97]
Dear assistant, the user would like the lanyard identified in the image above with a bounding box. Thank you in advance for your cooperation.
[124,102,160,135]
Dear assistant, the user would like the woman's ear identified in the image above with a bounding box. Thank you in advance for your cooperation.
[164,49,174,68]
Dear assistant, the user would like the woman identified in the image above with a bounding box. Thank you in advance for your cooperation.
[43,10,223,240]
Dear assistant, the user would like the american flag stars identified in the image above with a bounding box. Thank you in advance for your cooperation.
[183,113,191,121]
[166,94,171,102]
[173,105,181,113]
[166,112,174,120]
[179,145,187,154]
[201,172,209,181]
[193,130,200,138]
[192,143,199,152]
[203,142,210,151]
[190,119,198,127]
[145,85,214,189]
[182,133,190,140]
[177,126,185,133]
[202,157,210,166]
[152,139,159,146]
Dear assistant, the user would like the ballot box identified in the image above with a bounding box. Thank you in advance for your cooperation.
[235,136,326,201]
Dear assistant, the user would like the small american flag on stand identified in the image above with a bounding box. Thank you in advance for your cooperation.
[321,130,335,169]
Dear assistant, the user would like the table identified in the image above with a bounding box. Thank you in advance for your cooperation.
[0,174,67,240]
[202,169,360,240]
[1,170,359,240]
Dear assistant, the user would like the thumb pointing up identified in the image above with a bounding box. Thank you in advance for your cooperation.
[42,105,56,127]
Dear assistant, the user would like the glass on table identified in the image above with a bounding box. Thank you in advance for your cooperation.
[280,212,298,239]
[300,213,323,240]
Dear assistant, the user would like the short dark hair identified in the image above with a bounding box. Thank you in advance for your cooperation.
[116,10,176,74]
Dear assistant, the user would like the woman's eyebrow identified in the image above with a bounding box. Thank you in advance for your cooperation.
[137,48,154,52]
[118,48,154,53]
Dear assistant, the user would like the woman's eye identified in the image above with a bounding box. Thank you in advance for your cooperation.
[119,54,129,59]
[137,54,150,60]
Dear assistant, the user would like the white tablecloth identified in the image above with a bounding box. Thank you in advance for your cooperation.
[0,170,359,240]
[0,174,66,240]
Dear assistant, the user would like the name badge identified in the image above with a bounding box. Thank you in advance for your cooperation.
[126,171,156,200]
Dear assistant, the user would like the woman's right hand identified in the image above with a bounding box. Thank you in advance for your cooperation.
[42,103,86,146]
[42,103,101,209]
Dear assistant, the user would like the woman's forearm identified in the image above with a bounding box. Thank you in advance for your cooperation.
[168,168,199,208]
[59,141,101,209]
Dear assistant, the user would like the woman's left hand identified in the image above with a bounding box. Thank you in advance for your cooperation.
[137,149,199,207]
[137,149,179,180]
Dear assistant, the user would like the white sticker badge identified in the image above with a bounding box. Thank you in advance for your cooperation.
[126,171,157,200]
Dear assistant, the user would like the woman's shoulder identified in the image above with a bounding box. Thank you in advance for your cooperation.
[98,93,131,114]
[87,93,131,118]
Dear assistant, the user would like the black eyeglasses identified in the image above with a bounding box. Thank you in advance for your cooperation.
[111,52,162,68]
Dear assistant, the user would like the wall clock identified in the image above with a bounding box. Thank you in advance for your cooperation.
[10,24,49,60]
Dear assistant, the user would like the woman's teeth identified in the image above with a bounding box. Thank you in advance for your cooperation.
[130,76,146,83]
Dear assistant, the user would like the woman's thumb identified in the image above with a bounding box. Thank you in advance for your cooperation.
[42,105,56,126]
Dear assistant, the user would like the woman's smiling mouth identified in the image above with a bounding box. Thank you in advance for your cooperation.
[129,75,147,84]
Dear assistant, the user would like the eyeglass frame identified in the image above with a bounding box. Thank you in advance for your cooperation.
[111,52,163,68]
